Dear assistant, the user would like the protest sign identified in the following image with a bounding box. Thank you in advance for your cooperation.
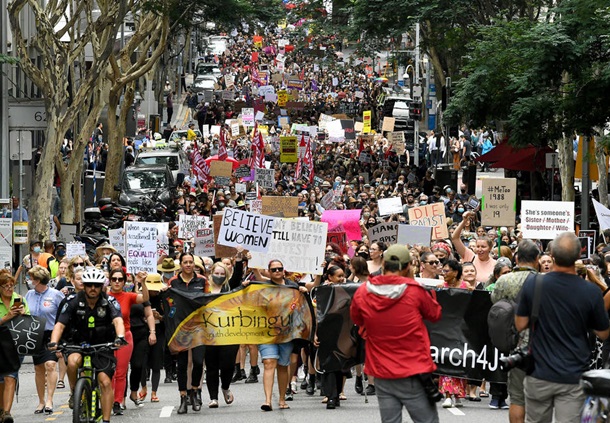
[481,178,517,226]
[354,121,364,133]
[212,214,237,257]
[124,222,158,273]
[234,165,252,179]
[521,201,574,239]
[224,74,234,88]
[5,314,46,355]
[255,168,275,189]
[209,161,233,177]
[321,209,362,241]
[287,79,304,90]
[397,224,433,246]
[407,203,448,240]
[579,230,596,257]
[249,219,328,274]
[162,283,313,352]
[65,242,86,259]
[277,90,288,107]
[319,190,336,210]
[108,229,125,257]
[318,114,334,130]
[368,223,398,245]
[327,231,349,254]
[382,117,395,132]
[178,214,210,240]
[389,132,405,154]
[242,108,254,126]
[235,183,246,193]
[378,197,403,216]
[245,192,257,203]
[217,208,275,253]
[155,222,170,257]
[593,199,610,231]
[359,151,371,163]
[222,91,234,101]
[194,229,215,257]
[0,207,11,269]
[250,200,263,214]
[279,136,298,162]
[362,111,372,133]
[261,196,298,218]
[341,120,356,140]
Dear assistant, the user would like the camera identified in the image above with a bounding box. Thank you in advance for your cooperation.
[417,373,443,405]
[499,347,531,372]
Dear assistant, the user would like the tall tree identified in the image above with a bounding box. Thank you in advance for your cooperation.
[8,0,127,240]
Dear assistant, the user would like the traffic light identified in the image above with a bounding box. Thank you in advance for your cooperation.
[409,101,422,121]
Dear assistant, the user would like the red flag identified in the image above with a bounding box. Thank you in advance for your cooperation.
[358,137,365,156]
[256,129,265,169]
[191,148,209,184]
[302,136,314,184]
[251,51,259,63]
[218,128,228,161]
[249,123,265,169]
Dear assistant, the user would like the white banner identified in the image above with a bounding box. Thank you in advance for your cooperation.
[217,208,275,253]
[521,200,574,240]
[125,222,158,274]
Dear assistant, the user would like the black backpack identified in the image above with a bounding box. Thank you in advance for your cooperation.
[488,298,519,355]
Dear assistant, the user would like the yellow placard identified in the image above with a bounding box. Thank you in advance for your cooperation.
[277,90,288,107]
[13,222,28,245]
[363,110,372,134]
[280,136,298,163]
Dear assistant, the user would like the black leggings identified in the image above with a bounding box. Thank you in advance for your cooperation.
[204,345,239,400]
[129,329,149,392]
[177,346,205,392]
[142,329,164,392]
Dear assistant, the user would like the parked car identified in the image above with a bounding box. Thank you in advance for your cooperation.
[134,147,189,180]
[116,164,177,207]
[168,129,202,143]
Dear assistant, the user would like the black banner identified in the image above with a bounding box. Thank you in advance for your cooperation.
[315,285,507,382]
[4,314,47,356]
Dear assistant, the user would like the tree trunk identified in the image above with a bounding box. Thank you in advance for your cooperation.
[595,136,608,208]
[558,134,575,202]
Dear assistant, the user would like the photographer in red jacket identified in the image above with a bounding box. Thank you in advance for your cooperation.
[351,244,442,423]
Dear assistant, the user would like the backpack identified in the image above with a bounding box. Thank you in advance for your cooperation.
[487,298,519,355]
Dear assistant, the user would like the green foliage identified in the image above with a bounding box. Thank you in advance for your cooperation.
[0,54,20,65]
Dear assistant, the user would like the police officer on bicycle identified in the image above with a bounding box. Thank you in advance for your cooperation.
[48,268,127,423]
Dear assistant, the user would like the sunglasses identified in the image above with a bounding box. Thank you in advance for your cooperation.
[73,263,84,266]
[269,267,284,273]
[425,260,440,265]
[110,277,124,282]
[84,283,102,288]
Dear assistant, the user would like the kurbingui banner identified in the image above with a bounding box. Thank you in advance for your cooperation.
[315,284,507,382]
[162,283,314,353]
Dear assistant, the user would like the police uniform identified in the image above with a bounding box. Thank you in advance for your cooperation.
[57,291,122,377]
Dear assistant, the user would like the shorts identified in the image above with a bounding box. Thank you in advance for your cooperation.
[33,349,59,365]
[258,342,293,367]
[69,352,117,379]
[0,355,25,382]
[508,367,526,406]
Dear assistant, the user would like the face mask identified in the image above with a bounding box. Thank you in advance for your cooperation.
[383,181,388,185]
[163,272,175,280]
[57,249,66,256]
[357,252,369,260]
[420,201,427,205]
[33,247,42,254]
[461,189,466,193]
[104,254,111,261]
[218,202,225,208]
[212,275,225,285]
[363,212,370,218]
[458,207,465,213]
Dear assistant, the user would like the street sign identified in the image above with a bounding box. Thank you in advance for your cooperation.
[9,131,33,160]
[8,101,47,130]
[545,152,558,168]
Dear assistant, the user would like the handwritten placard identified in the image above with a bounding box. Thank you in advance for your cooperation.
[210,161,233,177]
[255,168,275,189]
[65,242,86,259]
[125,222,158,273]
[108,229,125,257]
[250,200,263,214]
[368,222,398,245]
[6,314,46,355]
[407,203,448,240]
[194,229,215,257]
[262,196,298,218]
[382,117,395,132]
[481,178,517,227]
[217,208,275,253]
[178,215,210,240]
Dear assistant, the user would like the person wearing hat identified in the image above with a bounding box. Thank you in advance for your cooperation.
[351,244,442,423]
[15,240,44,288]
[95,242,118,268]
[186,123,197,141]
[158,258,180,283]
[55,242,67,261]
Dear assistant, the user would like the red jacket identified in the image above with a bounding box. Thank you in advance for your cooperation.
[350,274,442,379]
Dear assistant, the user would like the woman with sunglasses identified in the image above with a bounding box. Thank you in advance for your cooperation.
[56,257,87,294]
[0,270,29,423]
[167,252,208,414]
[367,241,387,276]
[107,269,149,415]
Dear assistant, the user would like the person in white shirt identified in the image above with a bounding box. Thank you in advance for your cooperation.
[428,130,438,167]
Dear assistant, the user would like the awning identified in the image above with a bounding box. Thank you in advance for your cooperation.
[476,142,518,163]
[491,145,554,172]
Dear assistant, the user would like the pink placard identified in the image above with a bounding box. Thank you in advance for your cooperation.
[321,209,362,241]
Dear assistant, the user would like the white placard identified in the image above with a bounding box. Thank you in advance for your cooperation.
[250,199,263,214]
[178,215,210,240]
[397,224,433,246]
[125,222,158,273]
[521,201,574,240]
[108,229,125,257]
[242,108,254,126]
[217,208,275,252]
[66,242,86,259]
[378,197,404,216]
[255,111,265,122]
[0,217,12,270]
[249,219,328,275]
[211,125,221,135]
[235,183,247,193]
[194,229,215,257]
[368,222,398,245]
[255,168,275,189]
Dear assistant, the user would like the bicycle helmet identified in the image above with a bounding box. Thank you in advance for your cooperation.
[81,267,107,285]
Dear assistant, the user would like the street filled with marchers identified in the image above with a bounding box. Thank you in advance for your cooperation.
[2,2,610,423]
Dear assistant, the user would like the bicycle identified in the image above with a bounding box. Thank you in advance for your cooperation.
[581,368,610,423]
[58,342,119,423]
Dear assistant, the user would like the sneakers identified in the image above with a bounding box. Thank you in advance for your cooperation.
[364,384,376,396]
[113,402,123,416]
[208,399,218,408]
[489,398,500,409]
[499,399,510,409]
[164,376,173,384]
[355,375,363,394]
[285,392,293,401]
[68,394,74,409]
[290,381,298,394]
[442,397,453,408]
[453,397,463,408]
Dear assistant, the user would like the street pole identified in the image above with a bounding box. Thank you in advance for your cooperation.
[581,135,590,231]
[414,22,420,167]
[0,0,10,198]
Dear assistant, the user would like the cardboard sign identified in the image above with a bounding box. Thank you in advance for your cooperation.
[209,161,233,177]
[354,121,364,133]
[378,197,404,216]
[407,203,448,240]
[178,215,210,240]
[397,224,433,246]
[255,168,275,189]
[249,219,328,275]
[390,132,406,154]
[327,231,348,254]
[213,214,237,257]
[521,201,574,240]
[280,136,298,163]
[217,208,275,252]
[382,117,396,132]
[368,223,398,245]
[262,196,298,218]
[481,178,517,226]
[65,242,86,259]
[124,222,158,274]
[235,165,252,179]
[108,229,126,257]
[194,229,215,257]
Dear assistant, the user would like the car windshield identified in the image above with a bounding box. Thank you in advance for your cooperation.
[124,171,167,190]
[136,156,179,170]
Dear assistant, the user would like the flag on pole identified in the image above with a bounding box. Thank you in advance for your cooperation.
[191,148,210,184]
[218,128,228,161]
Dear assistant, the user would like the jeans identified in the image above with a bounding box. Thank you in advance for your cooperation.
[376,376,439,423]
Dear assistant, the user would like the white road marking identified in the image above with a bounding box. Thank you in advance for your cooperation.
[446,407,466,416]
[159,406,174,417]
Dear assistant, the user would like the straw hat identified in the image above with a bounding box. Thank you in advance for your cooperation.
[95,242,117,254]
[157,257,180,272]
[144,273,167,292]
